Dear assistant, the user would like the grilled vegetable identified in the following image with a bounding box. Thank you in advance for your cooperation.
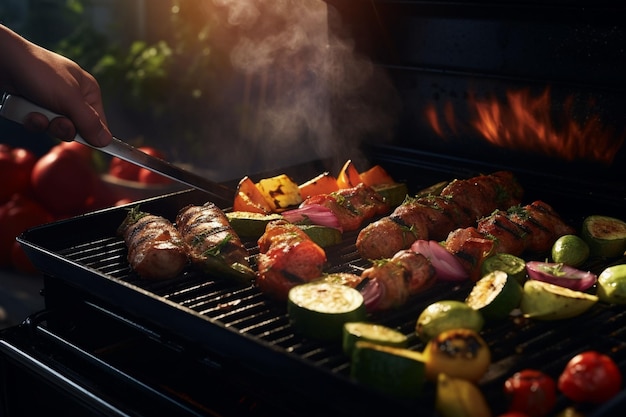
[520,280,598,320]
[298,171,339,199]
[504,369,556,417]
[342,322,408,356]
[422,328,491,382]
[281,204,342,230]
[415,300,484,343]
[481,253,527,283]
[371,182,409,208]
[226,211,284,238]
[411,239,468,282]
[350,341,426,400]
[117,207,188,280]
[297,224,342,248]
[287,281,366,341]
[558,350,623,404]
[176,202,254,284]
[336,159,362,189]
[596,264,626,304]
[581,215,626,258]
[465,270,523,321]
[233,176,273,214]
[256,174,303,212]
[435,373,492,417]
[526,261,597,291]
[551,234,590,267]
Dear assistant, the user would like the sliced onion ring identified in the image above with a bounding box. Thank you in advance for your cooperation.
[281,204,342,231]
[526,261,597,291]
[411,239,468,281]
[356,277,383,312]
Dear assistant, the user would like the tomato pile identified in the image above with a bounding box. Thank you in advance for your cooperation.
[0,142,170,274]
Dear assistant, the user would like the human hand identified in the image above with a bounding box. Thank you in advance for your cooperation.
[1,25,113,147]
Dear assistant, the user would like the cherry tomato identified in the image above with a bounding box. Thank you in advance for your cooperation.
[0,145,38,202]
[31,144,99,216]
[504,369,556,417]
[558,350,622,404]
[0,194,54,267]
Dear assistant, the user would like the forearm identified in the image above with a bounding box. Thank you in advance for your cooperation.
[0,24,37,93]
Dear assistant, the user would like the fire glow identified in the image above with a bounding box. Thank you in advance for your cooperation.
[426,88,625,165]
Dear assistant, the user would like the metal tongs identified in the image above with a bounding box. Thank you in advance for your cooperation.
[0,94,234,201]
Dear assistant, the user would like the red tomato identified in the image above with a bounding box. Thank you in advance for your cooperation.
[138,168,172,184]
[0,145,38,202]
[53,140,94,162]
[108,146,166,182]
[0,194,54,267]
[558,351,622,404]
[109,156,141,181]
[504,369,556,417]
[31,145,99,216]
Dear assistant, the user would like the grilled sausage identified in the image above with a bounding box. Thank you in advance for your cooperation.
[176,202,254,284]
[118,208,188,280]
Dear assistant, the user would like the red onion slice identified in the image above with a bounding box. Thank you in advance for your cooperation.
[411,239,468,281]
[526,261,597,291]
[357,278,383,312]
[281,204,342,231]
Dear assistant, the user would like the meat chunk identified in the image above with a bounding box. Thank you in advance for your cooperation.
[256,220,327,301]
[117,209,188,280]
[176,202,253,283]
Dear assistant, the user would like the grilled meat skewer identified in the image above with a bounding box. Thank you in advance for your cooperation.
[446,200,576,280]
[301,183,390,232]
[176,202,254,284]
[117,208,188,280]
[356,171,524,260]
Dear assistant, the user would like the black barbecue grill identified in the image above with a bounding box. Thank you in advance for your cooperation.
[2,0,626,416]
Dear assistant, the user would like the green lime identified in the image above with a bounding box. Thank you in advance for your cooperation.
[481,253,527,283]
[342,322,408,356]
[581,215,626,258]
[287,282,366,341]
[415,300,484,343]
[551,235,590,267]
[597,264,626,304]
[520,280,598,320]
[350,341,426,400]
[465,270,523,321]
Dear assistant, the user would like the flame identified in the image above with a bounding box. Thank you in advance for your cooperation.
[426,88,625,165]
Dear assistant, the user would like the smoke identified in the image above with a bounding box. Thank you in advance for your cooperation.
[206,0,401,179]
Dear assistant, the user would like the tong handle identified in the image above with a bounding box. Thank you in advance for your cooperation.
[0,94,91,147]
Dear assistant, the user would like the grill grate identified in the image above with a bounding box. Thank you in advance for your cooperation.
[18,163,626,415]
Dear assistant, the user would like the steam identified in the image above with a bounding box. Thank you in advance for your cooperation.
[207,0,401,178]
